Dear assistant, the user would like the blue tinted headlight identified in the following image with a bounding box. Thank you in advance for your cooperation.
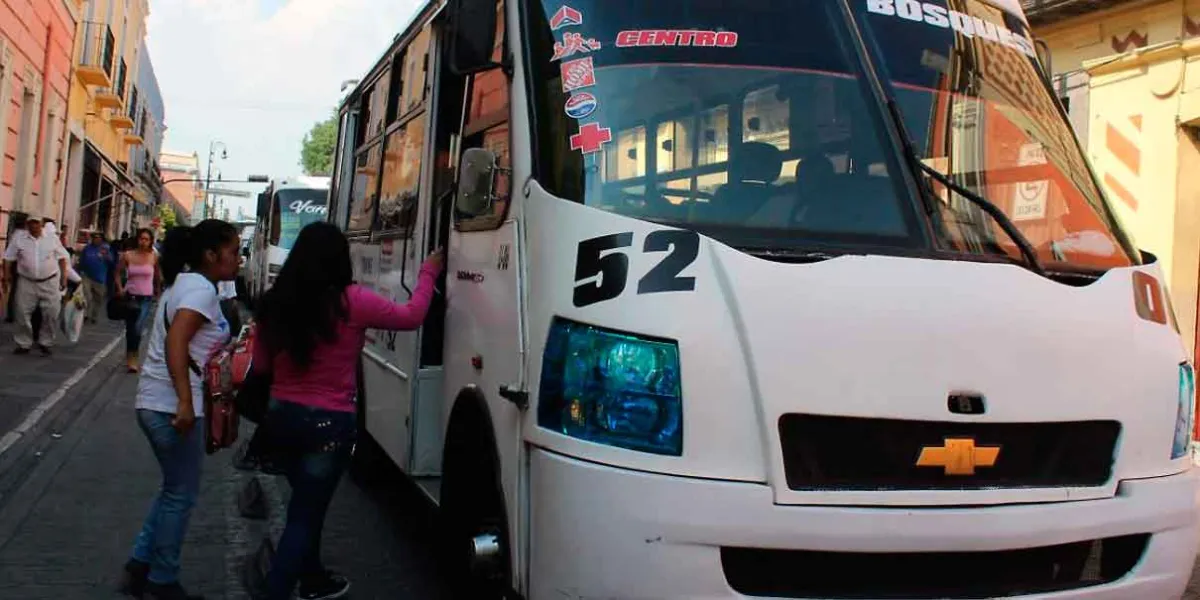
[1172,362,1195,460]
[538,318,682,456]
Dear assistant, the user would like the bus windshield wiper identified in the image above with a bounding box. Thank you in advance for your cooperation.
[882,99,1047,277]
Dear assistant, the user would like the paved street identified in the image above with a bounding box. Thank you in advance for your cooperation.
[2,315,1200,599]
[0,317,447,599]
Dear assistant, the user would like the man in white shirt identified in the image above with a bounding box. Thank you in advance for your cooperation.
[2,215,69,355]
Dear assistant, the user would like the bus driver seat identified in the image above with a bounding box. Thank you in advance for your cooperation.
[704,142,783,224]
[790,152,839,227]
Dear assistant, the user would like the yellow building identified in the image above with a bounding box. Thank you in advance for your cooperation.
[62,0,150,240]
[1028,0,1200,360]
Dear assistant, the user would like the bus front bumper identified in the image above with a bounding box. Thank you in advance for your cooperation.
[528,449,1200,599]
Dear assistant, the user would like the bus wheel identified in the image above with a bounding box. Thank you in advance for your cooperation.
[439,400,512,598]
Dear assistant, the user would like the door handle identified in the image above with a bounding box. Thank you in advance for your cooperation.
[498,385,528,410]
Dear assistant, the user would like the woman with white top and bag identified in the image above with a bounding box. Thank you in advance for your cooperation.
[118,219,241,600]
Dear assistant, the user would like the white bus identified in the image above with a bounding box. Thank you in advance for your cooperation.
[244,176,330,303]
[329,0,1200,597]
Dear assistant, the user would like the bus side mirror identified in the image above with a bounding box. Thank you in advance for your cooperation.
[449,0,500,75]
[456,148,498,217]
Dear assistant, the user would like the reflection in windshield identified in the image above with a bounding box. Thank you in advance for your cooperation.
[525,0,1139,271]
[856,0,1138,268]
[527,0,924,253]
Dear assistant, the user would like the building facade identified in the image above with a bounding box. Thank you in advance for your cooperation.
[128,40,163,230]
[0,0,81,251]
[63,0,152,241]
[160,150,200,226]
[1026,0,1200,361]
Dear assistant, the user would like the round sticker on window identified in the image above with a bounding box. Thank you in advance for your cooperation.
[564,92,598,119]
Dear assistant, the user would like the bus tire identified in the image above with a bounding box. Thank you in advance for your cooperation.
[439,388,513,599]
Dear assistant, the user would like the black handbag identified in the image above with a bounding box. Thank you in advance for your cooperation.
[236,369,272,424]
[106,295,135,321]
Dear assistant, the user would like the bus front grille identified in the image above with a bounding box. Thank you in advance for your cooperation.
[720,534,1149,598]
[778,414,1119,491]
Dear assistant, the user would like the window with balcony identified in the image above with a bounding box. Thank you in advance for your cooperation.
[116,59,127,99]
[78,22,116,87]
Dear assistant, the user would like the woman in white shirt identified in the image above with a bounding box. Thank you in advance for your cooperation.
[118,220,241,600]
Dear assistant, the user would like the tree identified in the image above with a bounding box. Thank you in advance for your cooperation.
[299,112,338,176]
[157,203,177,233]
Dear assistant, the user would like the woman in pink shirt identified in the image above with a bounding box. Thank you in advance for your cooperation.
[250,222,443,600]
[116,228,162,372]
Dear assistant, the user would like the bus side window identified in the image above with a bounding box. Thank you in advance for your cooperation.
[347,143,383,232]
[378,113,427,232]
[456,1,510,231]
[377,24,433,234]
[331,111,358,230]
[269,199,281,246]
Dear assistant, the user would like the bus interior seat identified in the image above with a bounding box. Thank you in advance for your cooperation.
[704,142,784,224]
[791,152,838,224]
[793,154,907,236]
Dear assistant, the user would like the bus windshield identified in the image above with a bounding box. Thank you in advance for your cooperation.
[525,0,1139,270]
[273,188,328,251]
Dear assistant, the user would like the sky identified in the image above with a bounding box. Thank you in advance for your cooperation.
[145,0,422,218]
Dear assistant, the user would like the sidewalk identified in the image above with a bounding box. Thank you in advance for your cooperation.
[0,332,446,599]
[0,313,124,446]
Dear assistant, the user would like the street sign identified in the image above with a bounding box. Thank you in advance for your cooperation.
[206,188,252,198]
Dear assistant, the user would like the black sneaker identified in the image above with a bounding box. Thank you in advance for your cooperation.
[37,345,52,356]
[117,559,149,597]
[143,581,205,600]
[13,347,29,355]
[298,570,350,599]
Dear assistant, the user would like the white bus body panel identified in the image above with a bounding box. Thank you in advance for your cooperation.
[516,183,1200,598]
[521,184,1191,506]
[412,366,445,476]
[443,217,526,506]
[528,451,1200,599]
[353,239,423,471]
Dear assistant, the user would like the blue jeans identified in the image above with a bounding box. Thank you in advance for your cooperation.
[131,409,205,584]
[264,399,356,599]
[125,296,152,353]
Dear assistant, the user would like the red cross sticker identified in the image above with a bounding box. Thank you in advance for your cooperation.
[570,123,612,154]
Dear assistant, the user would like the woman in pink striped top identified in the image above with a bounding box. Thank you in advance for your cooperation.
[250,222,443,600]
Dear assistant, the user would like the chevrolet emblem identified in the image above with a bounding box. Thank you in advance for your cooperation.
[916,437,1000,476]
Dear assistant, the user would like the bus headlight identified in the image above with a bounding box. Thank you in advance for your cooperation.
[538,318,683,456]
[1172,362,1195,460]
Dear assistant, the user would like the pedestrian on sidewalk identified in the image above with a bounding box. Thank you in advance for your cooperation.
[120,219,241,600]
[117,228,163,372]
[1,214,68,356]
[251,222,443,600]
[217,279,241,337]
[1,213,30,324]
[79,232,115,323]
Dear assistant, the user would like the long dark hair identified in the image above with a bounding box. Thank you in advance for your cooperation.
[255,222,353,369]
[160,219,239,286]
